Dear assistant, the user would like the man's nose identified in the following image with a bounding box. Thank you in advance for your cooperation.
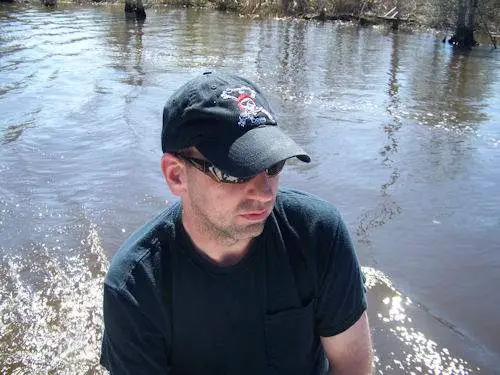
[246,171,277,201]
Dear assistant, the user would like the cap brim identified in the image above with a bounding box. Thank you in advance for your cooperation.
[197,126,311,178]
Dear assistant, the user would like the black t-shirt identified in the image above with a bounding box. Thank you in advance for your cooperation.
[100,188,366,375]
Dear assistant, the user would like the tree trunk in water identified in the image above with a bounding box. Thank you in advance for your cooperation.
[135,0,146,21]
[456,0,467,26]
[467,0,478,27]
[449,0,478,48]
[125,0,135,16]
[125,0,146,21]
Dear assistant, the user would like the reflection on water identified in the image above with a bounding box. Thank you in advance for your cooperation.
[355,32,403,252]
[2,121,35,145]
[1,3,499,374]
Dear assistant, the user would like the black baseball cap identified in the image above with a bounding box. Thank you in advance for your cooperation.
[162,70,311,178]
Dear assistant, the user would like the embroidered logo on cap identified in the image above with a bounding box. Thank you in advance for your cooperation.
[221,86,275,128]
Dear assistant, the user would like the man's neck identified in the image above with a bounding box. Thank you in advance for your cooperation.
[181,215,252,267]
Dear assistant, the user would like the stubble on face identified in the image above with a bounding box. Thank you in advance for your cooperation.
[188,191,269,247]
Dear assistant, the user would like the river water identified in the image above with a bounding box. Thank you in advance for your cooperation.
[1,3,499,374]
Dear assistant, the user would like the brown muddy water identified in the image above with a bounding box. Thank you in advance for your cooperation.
[0,4,499,374]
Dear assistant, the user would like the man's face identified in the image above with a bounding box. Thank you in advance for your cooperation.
[180,149,280,244]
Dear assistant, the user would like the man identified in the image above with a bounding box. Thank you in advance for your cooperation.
[100,70,373,374]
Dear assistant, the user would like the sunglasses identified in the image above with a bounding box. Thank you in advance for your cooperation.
[174,153,286,184]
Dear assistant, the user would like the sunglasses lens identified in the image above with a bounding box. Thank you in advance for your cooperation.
[266,160,286,176]
[223,172,247,183]
[212,166,249,184]
[178,153,285,183]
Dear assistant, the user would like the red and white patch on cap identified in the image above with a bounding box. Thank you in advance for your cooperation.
[221,86,275,128]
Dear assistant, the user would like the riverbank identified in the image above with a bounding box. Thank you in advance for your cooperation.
[4,0,499,35]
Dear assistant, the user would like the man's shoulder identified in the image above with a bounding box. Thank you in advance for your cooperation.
[275,188,342,226]
[104,201,181,292]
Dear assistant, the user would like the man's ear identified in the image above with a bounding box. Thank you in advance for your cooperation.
[161,153,186,196]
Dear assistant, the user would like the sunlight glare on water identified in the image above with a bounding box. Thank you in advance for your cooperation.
[0,223,107,374]
[364,267,479,375]
[0,254,479,374]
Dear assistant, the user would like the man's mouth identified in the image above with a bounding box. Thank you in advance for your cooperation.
[240,209,270,221]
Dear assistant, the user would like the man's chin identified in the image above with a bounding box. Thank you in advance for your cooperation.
[234,222,266,240]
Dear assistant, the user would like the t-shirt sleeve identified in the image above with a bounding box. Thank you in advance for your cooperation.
[314,216,367,337]
[100,284,169,374]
